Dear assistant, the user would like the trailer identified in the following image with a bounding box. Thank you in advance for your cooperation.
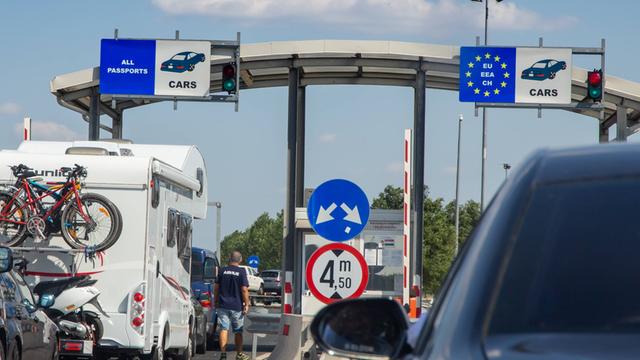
[0,140,208,359]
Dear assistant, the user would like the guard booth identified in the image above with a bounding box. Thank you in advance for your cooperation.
[292,208,409,316]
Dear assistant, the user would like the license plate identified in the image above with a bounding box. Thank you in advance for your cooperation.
[529,73,533,77]
[168,65,173,69]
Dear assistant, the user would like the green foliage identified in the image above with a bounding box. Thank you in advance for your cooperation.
[221,211,283,271]
[369,185,481,295]
[371,185,404,209]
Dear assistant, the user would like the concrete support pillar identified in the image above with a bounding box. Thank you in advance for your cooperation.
[88,90,100,141]
[599,123,609,143]
[283,67,299,312]
[412,68,426,297]
[295,86,306,207]
[616,105,628,142]
[112,113,123,139]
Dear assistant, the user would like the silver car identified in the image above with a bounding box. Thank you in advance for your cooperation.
[260,270,281,295]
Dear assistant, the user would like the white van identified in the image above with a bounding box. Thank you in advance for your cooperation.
[0,140,207,359]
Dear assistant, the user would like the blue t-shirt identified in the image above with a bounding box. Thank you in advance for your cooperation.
[217,265,249,311]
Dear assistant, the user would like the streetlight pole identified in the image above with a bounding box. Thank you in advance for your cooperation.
[207,201,222,260]
[454,114,463,256]
[502,163,511,180]
[473,0,503,211]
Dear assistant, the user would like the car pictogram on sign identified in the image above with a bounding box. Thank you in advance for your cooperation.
[160,51,206,73]
[520,59,567,81]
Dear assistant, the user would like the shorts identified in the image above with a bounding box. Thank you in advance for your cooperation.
[217,308,244,333]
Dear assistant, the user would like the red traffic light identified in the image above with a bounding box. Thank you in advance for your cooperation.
[223,64,235,78]
[587,70,602,86]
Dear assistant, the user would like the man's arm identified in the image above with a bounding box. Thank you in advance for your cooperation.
[241,286,250,314]
[213,283,220,307]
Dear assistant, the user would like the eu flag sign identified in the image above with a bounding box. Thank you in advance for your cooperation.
[459,47,516,103]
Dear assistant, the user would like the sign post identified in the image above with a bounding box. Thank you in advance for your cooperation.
[305,243,369,304]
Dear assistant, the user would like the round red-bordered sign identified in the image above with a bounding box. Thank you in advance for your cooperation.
[305,243,369,304]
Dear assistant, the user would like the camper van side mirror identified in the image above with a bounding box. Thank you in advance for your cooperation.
[0,247,13,273]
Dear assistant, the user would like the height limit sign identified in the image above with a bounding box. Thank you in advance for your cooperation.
[306,243,369,304]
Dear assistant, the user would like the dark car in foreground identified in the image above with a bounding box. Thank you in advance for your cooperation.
[520,59,567,80]
[160,51,206,73]
[191,247,219,349]
[311,143,640,359]
[0,248,58,360]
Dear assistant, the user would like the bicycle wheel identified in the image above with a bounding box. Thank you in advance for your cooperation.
[60,193,122,251]
[0,192,29,246]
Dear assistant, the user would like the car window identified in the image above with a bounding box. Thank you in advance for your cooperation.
[172,54,187,61]
[532,62,546,69]
[488,178,640,334]
[548,60,557,67]
[0,273,19,302]
[191,259,203,280]
[262,271,278,278]
[11,272,34,304]
[204,258,217,279]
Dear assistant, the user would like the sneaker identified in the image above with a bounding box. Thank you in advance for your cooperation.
[220,352,227,360]
[236,352,249,360]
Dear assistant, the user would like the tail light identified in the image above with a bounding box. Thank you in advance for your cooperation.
[199,291,212,308]
[177,65,184,69]
[129,283,145,334]
[62,341,84,352]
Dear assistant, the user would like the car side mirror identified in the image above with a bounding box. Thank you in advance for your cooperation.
[38,294,55,309]
[310,298,410,359]
[0,247,13,274]
[21,299,37,314]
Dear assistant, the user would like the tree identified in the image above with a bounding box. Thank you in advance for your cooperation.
[371,185,403,209]
[220,211,283,271]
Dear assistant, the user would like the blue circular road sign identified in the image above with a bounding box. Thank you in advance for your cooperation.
[248,255,260,268]
[307,179,370,242]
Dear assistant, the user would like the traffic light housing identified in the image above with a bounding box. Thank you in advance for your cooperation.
[222,64,236,94]
[587,69,603,102]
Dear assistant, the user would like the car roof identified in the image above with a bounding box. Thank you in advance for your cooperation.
[533,143,640,185]
[191,247,216,259]
[177,51,192,55]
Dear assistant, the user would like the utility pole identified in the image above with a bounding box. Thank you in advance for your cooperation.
[207,202,222,260]
[454,114,463,256]
[472,0,504,211]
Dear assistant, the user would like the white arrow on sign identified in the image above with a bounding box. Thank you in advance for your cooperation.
[340,203,362,224]
[316,203,337,225]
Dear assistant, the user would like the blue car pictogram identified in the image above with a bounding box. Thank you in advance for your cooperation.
[521,59,567,81]
[160,51,206,73]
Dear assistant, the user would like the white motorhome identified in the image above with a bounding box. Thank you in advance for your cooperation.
[0,140,207,358]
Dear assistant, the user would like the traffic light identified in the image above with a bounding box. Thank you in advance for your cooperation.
[587,69,603,102]
[222,64,236,94]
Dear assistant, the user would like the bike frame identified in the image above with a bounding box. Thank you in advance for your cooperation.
[0,176,89,226]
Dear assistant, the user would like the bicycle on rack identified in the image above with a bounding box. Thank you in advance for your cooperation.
[0,164,122,250]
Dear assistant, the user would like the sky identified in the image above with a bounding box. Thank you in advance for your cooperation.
[1,0,639,250]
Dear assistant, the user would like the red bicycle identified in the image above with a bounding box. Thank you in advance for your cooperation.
[0,164,122,250]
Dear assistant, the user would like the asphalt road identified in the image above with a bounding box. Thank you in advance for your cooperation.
[193,304,279,360]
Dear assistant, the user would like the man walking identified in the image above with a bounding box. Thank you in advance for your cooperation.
[214,250,250,360]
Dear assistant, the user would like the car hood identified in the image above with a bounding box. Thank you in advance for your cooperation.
[485,333,640,360]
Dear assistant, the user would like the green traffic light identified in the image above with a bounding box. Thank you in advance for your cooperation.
[223,79,235,92]
[589,88,602,99]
